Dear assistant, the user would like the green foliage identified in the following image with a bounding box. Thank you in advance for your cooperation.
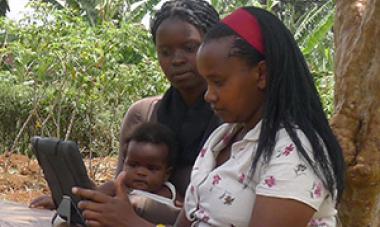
[0,0,336,156]
[211,0,279,17]
[0,2,167,155]
[43,0,161,25]
[124,0,161,23]
[0,72,34,153]
[277,0,335,117]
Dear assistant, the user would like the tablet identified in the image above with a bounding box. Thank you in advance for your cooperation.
[31,136,93,225]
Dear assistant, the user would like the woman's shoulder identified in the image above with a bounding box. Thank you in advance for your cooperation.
[274,126,313,152]
[120,96,163,136]
[128,95,162,114]
[124,96,162,120]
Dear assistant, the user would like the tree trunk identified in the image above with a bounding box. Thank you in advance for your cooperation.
[332,0,380,226]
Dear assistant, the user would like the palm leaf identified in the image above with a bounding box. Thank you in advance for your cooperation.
[42,0,64,9]
[294,1,333,44]
[124,0,161,24]
[301,10,334,55]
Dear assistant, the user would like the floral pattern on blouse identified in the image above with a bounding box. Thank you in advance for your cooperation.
[264,176,276,188]
[184,123,338,227]
[197,206,210,223]
[238,173,246,184]
[276,143,295,158]
[308,218,328,227]
[310,182,323,199]
[212,174,222,185]
[200,148,207,158]
[294,163,308,176]
[219,191,235,205]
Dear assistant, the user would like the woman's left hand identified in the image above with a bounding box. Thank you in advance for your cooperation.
[72,171,149,227]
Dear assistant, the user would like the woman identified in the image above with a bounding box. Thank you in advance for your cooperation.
[30,0,220,214]
[74,6,345,227]
[116,0,220,199]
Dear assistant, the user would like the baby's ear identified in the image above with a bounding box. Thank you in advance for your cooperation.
[256,60,267,90]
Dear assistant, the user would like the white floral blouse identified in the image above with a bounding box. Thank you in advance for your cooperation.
[184,122,337,227]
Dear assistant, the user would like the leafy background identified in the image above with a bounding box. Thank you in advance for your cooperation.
[0,0,334,157]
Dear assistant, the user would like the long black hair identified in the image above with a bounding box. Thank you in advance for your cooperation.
[150,0,219,43]
[203,7,345,201]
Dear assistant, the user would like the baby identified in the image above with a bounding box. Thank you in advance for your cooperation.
[121,122,180,208]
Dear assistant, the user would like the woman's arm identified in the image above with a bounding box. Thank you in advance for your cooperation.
[249,195,315,227]
[247,133,333,227]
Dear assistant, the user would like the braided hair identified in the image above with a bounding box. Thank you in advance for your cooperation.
[203,7,345,201]
[150,0,219,43]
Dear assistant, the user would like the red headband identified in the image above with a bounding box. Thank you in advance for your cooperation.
[222,8,265,56]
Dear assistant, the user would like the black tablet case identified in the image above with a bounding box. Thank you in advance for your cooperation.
[31,136,92,226]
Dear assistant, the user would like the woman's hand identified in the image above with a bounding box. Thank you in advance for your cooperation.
[72,171,153,227]
[29,195,55,210]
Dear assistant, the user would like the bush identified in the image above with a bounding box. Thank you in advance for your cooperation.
[0,3,167,156]
[0,1,335,156]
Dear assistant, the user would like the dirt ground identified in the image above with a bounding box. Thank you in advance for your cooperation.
[0,153,117,204]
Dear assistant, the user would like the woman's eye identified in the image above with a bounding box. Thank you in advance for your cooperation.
[158,48,171,57]
[212,80,224,86]
[184,43,199,53]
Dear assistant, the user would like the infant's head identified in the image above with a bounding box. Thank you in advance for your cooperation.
[123,123,177,193]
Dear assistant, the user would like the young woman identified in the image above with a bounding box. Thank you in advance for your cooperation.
[116,0,221,197]
[74,6,345,227]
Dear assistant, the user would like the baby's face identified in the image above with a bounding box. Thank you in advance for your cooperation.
[123,141,171,193]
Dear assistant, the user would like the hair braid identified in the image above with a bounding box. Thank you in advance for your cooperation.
[150,0,219,43]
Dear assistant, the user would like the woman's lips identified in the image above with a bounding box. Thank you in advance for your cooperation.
[172,71,193,80]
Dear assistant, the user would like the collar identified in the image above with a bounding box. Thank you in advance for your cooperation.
[241,120,262,142]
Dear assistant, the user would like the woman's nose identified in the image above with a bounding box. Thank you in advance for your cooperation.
[204,86,217,104]
[172,49,186,65]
